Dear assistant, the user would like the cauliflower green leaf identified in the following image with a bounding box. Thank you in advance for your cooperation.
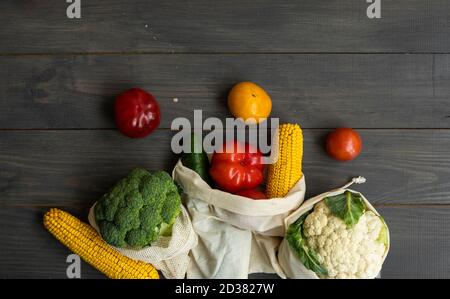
[286,212,328,277]
[377,217,389,247]
[325,191,365,228]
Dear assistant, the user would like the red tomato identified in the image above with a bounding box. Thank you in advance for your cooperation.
[235,189,268,200]
[326,128,362,161]
[210,141,264,193]
[114,88,161,138]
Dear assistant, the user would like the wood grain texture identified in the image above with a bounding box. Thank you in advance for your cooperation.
[1,206,448,279]
[0,207,105,279]
[377,206,450,279]
[1,54,450,129]
[1,0,450,53]
[1,0,449,280]
[1,129,450,206]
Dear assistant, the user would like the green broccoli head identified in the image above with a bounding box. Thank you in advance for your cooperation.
[94,168,182,249]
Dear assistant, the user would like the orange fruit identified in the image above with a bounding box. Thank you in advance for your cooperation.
[227,82,272,124]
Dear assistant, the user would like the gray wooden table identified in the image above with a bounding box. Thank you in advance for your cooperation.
[1,0,450,279]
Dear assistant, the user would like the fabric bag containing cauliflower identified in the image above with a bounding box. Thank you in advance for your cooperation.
[278,178,390,279]
[88,168,197,279]
[172,161,306,279]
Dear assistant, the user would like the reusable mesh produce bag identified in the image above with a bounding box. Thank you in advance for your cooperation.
[88,203,197,279]
[172,160,306,279]
[278,177,390,279]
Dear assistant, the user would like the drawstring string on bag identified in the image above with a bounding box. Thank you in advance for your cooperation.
[341,176,366,189]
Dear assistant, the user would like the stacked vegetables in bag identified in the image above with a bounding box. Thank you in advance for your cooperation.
[44,168,198,279]
[279,187,390,279]
[183,123,304,201]
[174,122,307,278]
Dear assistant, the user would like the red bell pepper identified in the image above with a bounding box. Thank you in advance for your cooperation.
[209,141,264,193]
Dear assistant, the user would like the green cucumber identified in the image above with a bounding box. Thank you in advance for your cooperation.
[181,133,212,186]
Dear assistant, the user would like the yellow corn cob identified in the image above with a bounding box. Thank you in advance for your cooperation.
[266,123,303,198]
[43,208,159,279]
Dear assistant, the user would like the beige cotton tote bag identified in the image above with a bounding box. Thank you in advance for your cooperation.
[278,177,390,279]
[172,160,306,279]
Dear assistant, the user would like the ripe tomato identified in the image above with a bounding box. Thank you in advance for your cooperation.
[209,141,264,193]
[114,88,161,138]
[235,188,268,200]
[326,128,362,161]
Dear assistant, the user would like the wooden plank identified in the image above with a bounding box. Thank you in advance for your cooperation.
[0,207,105,278]
[0,130,177,207]
[1,129,450,205]
[1,206,448,278]
[377,206,450,279]
[1,54,449,129]
[1,1,450,53]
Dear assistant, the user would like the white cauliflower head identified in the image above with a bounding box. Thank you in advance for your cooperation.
[302,201,387,279]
